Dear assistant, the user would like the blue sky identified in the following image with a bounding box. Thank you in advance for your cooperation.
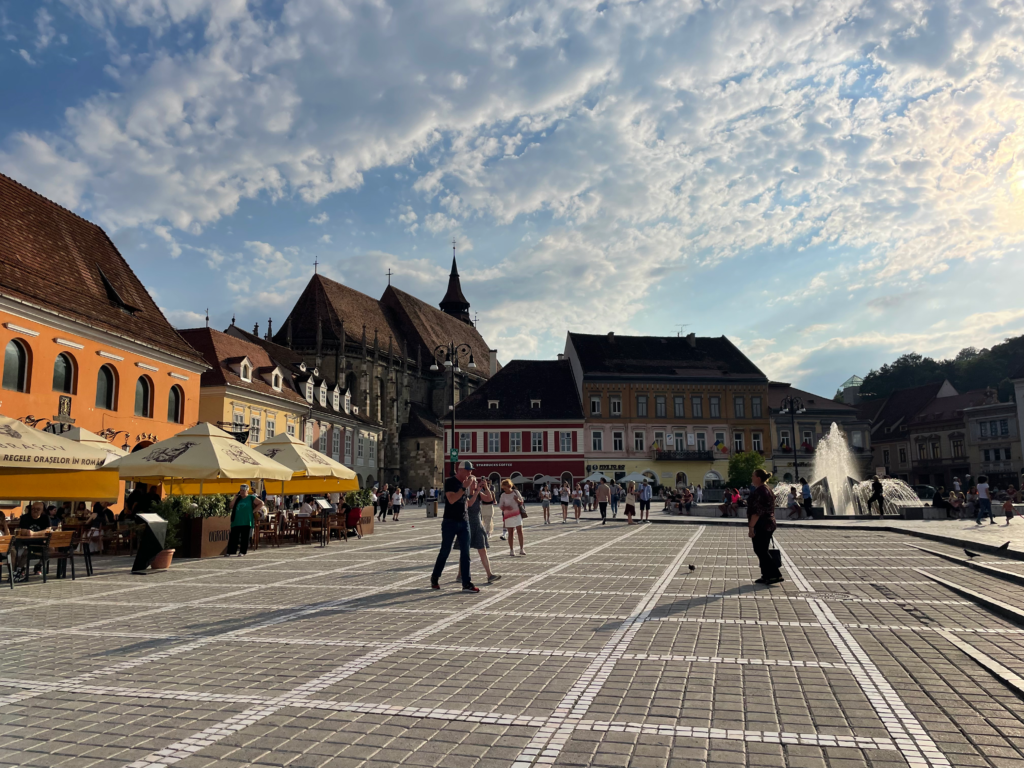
[2,0,1023,398]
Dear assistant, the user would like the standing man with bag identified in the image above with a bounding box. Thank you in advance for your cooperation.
[596,478,611,524]
[747,469,783,585]
[430,461,480,593]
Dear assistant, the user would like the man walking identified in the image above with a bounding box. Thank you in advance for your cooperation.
[976,475,994,525]
[748,469,783,585]
[638,479,653,522]
[431,461,480,593]
[800,478,812,517]
[596,478,611,524]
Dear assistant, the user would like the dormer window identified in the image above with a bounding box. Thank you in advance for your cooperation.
[313,368,319,377]
[299,362,307,372]
[488,400,499,410]
[344,392,351,414]
[305,382,313,402]
[319,384,326,407]
[272,374,282,391]
[333,392,339,410]
[240,364,251,382]
[531,399,541,409]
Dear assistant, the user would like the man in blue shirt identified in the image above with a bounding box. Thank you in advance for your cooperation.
[638,480,653,522]
[800,478,812,517]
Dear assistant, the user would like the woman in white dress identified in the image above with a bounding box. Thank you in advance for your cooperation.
[499,479,526,556]
[560,483,571,523]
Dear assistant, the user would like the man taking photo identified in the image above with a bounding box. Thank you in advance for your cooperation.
[430,461,480,593]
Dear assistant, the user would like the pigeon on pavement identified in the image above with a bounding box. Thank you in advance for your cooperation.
[688,564,695,572]
[964,550,980,559]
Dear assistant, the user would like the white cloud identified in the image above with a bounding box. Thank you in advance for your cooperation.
[152,224,182,257]
[18,49,35,64]
[161,307,207,327]
[35,9,55,50]
[318,233,331,243]
[3,0,1023,373]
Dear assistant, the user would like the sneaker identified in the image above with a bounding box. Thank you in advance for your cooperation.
[754,577,768,584]
[766,576,786,585]
[430,579,440,590]
[518,548,526,556]
[487,574,502,582]
[509,550,516,557]
[462,584,480,593]
[13,569,26,583]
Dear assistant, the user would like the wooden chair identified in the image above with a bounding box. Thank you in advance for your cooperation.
[45,531,77,580]
[16,532,51,583]
[0,535,13,588]
[309,515,325,546]
[259,518,280,548]
[327,513,345,542]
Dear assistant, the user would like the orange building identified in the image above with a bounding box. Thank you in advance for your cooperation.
[0,173,208,509]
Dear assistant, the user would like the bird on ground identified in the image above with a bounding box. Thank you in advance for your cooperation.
[688,564,695,572]
[997,541,1010,551]
[964,550,980,559]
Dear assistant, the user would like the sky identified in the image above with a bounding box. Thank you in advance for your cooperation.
[2,0,1023,398]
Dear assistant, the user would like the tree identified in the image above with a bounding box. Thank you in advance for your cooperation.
[727,451,765,489]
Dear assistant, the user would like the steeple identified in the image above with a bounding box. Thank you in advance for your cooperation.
[439,241,472,324]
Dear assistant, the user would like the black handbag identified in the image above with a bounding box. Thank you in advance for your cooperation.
[768,536,782,569]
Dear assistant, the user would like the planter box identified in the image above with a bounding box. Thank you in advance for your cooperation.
[184,516,232,558]
[359,506,375,536]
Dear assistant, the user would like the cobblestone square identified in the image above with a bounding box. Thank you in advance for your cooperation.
[2,517,1024,768]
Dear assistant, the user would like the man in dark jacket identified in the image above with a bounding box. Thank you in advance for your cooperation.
[747,469,783,585]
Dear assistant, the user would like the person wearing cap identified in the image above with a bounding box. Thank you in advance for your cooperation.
[430,460,479,593]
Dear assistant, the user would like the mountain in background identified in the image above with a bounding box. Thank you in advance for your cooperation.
[839,335,1024,403]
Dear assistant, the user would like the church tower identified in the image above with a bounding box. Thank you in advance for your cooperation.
[439,243,472,325]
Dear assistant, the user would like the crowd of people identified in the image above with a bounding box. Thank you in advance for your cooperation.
[929,475,1019,525]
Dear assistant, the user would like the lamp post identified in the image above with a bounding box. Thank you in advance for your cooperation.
[778,395,806,481]
[429,342,476,477]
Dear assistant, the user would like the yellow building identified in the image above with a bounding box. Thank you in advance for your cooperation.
[179,328,308,447]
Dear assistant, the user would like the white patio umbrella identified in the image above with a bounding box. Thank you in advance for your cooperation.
[583,471,611,483]
[620,472,657,486]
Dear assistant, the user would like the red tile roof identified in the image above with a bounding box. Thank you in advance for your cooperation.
[0,172,206,367]
[178,327,308,405]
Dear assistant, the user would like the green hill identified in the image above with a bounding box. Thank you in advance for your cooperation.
[846,335,1024,402]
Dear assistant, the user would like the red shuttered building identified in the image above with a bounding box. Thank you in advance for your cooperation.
[448,359,585,490]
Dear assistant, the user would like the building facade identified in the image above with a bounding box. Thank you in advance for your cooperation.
[0,173,208,507]
[768,382,871,483]
[450,360,584,488]
[270,257,495,490]
[962,397,1019,488]
[565,332,770,493]
[182,326,386,488]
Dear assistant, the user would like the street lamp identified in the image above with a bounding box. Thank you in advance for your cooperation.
[778,395,807,482]
[430,342,476,476]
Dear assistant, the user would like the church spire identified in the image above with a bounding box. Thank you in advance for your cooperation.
[439,240,472,324]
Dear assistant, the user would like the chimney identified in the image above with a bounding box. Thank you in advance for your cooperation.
[489,349,498,377]
[557,353,565,361]
[607,332,614,342]
[685,332,696,348]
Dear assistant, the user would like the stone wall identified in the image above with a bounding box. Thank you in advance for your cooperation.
[399,435,444,491]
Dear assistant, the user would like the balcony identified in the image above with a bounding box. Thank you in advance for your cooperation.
[654,450,715,461]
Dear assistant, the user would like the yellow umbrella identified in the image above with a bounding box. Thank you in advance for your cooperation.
[105,422,293,496]
[255,433,360,494]
[0,414,120,501]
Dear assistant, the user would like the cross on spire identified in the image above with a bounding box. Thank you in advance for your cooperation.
[313,256,319,274]
[386,268,394,285]
[452,238,457,257]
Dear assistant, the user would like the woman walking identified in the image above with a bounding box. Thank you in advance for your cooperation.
[624,482,637,525]
[610,482,620,519]
[560,482,571,523]
[572,483,583,522]
[540,484,552,524]
[457,477,501,583]
[748,469,783,585]
[499,479,526,556]
[377,483,389,522]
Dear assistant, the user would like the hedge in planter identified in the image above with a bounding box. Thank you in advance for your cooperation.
[151,494,232,551]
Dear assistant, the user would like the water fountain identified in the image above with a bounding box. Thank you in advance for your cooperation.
[773,422,919,516]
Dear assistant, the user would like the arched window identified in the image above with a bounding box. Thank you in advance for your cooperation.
[134,376,153,417]
[2,339,29,392]
[167,385,183,423]
[52,352,75,393]
[96,365,116,410]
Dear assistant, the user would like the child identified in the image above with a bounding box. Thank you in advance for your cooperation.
[1003,496,1016,524]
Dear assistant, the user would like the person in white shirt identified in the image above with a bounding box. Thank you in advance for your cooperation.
[560,483,571,523]
[499,479,526,556]
[952,477,961,493]
[975,475,994,524]
[300,497,314,516]
[391,488,403,522]
[583,481,592,512]
[540,485,552,524]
